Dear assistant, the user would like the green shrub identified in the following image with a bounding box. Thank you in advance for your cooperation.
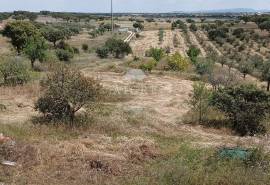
[189,23,198,32]
[168,52,189,71]
[96,47,109,58]
[188,82,212,123]
[35,65,101,125]
[72,47,80,54]
[89,30,98,38]
[56,49,74,61]
[195,58,214,76]
[133,22,144,30]
[211,84,270,136]
[139,59,157,72]
[104,38,132,58]
[82,44,89,52]
[187,46,201,64]
[0,60,30,86]
[0,104,7,111]
[56,40,73,52]
[158,29,164,42]
[186,18,195,23]
[145,48,164,62]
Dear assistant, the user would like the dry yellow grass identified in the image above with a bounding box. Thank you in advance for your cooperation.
[1,19,270,185]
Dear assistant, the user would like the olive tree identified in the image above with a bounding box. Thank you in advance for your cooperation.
[42,28,65,47]
[188,82,211,124]
[104,38,132,58]
[2,21,40,54]
[24,35,48,68]
[35,65,101,125]
[238,61,253,79]
[218,56,227,67]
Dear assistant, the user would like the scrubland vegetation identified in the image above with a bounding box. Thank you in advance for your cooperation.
[0,11,270,185]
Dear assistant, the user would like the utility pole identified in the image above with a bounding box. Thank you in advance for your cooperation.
[111,0,114,34]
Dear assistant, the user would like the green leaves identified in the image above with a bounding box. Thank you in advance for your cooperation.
[103,38,132,58]
[145,48,164,62]
[41,27,65,47]
[187,46,201,64]
[168,52,189,71]
[188,82,211,123]
[24,35,48,68]
[36,65,101,124]
[211,85,270,136]
[2,21,40,54]
[0,59,30,86]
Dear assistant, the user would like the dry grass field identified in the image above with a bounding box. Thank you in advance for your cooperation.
[1,16,270,185]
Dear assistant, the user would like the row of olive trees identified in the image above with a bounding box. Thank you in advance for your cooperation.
[218,57,270,91]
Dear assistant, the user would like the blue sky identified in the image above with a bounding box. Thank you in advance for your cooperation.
[0,0,269,13]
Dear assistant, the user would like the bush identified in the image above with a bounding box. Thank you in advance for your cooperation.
[145,48,164,62]
[103,38,132,58]
[186,18,195,23]
[82,44,89,52]
[0,60,30,86]
[189,23,198,32]
[56,49,74,61]
[2,21,40,54]
[72,47,80,54]
[96,47,109,58]
[133,22,144,30]
[211,84,270,136]
[187,46,201,64]
[158,29,164,42]
[233,28,244,38]
[168,52,189,71]
[35,65,101,125]
[195,58,214,76]
[139,59,157,72]
[56,40,73,52]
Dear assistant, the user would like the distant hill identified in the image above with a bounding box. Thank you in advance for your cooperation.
[172,8,270,14]
[200,8,257,13]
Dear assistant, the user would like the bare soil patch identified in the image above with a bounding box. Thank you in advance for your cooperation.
[0,83,40,124]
